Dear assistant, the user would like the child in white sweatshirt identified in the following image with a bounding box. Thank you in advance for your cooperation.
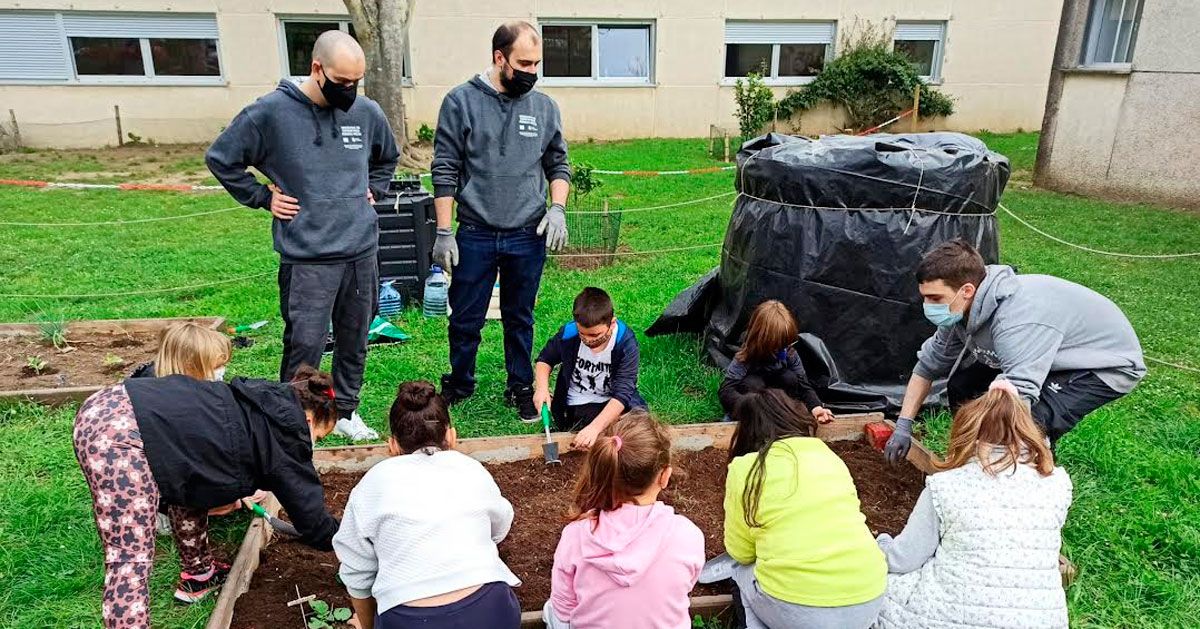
[332,381,521,629]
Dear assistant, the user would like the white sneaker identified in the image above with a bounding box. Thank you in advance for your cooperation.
[699,552,737,584]
[333,411,379,442]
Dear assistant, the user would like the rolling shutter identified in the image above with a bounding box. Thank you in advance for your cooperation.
[62,13,219,39]
[894,22,945,41]
[0,12,71,81]
[725,21,836,44]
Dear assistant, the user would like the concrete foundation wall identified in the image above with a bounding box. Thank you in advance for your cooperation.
[1038,0,1200,207]
[2,0,1061,147]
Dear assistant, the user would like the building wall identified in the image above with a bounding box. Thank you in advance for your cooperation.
[1037,0,1200,207]
[1,0,1062,148]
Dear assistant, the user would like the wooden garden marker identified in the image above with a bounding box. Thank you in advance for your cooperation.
[723,131,730,163]
[287,594,316,608]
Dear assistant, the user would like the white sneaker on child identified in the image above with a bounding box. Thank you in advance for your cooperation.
[334,411,379,442]
[156,512,172,537]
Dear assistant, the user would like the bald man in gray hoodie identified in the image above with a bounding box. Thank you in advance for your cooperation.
[885,240,1145,461]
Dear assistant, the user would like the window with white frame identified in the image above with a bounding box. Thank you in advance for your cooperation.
[0,11,222,83]
[1082,0,1143,66]
[894,22,946,80]
[278,18,409,81]
[724,22,835,82]
[539,21,653,84]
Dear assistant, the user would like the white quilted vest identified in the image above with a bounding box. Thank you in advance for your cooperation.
[876,459,1072,629]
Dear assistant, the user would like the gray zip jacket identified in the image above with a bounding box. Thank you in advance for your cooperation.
[914,265,1145,403]
[431,73,571,229]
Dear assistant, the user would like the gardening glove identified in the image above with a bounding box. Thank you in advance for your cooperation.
[433,227,459,269]
[538,203,569,251]
[884,417,914,464]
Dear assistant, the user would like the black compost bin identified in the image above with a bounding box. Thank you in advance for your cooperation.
[648,132,1011,412]
[375,176,436,302]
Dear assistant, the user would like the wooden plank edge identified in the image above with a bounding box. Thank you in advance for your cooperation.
[519,595,732,627]
[0,385,102,406]
[205,493,281,629]
[0,315,225,337]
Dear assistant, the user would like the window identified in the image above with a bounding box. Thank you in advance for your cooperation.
[278,18,408,81]
[0,12,221,83]
[540,21,653,84]
[724,22,835,83]
[894,22,946,80]
[1082,0,1143,66]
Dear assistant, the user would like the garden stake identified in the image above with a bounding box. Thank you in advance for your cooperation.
[248,500,301,537]
[541,404,561,466]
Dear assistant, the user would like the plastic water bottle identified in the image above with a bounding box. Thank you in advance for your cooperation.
[378,280,403,317]
[422,265,449,317]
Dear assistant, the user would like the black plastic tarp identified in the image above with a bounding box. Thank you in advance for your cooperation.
[647,132,1010,412]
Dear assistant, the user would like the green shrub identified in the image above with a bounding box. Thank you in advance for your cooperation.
[776,22,954,130]
[416,123,435,143]
[570,161,603,201]
[734,71,776,140]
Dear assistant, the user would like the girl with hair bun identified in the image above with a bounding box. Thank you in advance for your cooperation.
[333,381,522,629]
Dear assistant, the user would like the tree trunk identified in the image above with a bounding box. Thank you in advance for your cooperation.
[343,0,425,169]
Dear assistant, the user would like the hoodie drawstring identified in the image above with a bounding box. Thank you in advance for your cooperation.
[309,105,323,146]
[308,105,341,145]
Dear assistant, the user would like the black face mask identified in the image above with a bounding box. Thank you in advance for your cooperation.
[500,58,538,96]
[320,68,358,112]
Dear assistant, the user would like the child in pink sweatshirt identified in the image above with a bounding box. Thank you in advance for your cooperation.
[545,411,706,629]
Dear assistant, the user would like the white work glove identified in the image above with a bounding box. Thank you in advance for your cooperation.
[433,227,459,269]
[537,203,569,251]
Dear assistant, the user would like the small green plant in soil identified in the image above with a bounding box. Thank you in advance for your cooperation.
[23,355,48,376]
[306,599,352,629]
[570,161,604,202]
[39,320,69,350]
[102,354,126,371]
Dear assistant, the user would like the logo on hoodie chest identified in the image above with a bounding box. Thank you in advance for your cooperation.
[517,114,539,138]
[341,125,364,150]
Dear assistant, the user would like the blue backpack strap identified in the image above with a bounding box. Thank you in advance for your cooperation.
[562,321,579,340]
[615,319,629,342]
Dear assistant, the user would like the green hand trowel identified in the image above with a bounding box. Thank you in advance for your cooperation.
[541,404,561,466]
[247,500,301,537]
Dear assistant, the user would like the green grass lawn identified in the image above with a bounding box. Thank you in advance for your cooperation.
[1,134,1198,628]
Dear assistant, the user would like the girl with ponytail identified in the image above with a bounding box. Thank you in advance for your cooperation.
[545,412,705,629]
[333,381,521,629]
[874,382,1073,629]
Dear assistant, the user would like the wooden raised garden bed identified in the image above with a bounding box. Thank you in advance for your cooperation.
[0,316,225,405]
[210,414,939,629]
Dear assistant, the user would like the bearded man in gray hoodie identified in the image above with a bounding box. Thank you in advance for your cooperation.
[206,30,398,442]
[885,240,1145,461]
[431,21,572,420]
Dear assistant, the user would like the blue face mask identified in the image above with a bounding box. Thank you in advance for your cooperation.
[923,289,966,328]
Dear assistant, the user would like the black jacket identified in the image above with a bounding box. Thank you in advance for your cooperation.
[536,320,647,423]
[719,348,824,416]
[123,375,338,551]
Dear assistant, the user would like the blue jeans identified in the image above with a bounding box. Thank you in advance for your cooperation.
[444,223,546,396]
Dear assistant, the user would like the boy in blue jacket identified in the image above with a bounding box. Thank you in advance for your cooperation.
[534,287,647,449]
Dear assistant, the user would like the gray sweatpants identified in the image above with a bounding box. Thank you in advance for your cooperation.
[733,563,882,629]
[278,255,378,417]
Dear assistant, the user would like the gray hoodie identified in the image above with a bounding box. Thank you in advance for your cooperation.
[431,73,571,229]
[206,80,399,263]
[914,265,1145,402]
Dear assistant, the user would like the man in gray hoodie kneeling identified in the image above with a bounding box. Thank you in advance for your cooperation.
[431,21,571,420]
[885,240,1145,461]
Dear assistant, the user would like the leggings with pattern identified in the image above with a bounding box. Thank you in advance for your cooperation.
[73,384,213,628]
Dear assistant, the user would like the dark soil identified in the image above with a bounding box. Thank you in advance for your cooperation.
[552,245,631,271]
[0,331,158,391]
[231,440,925,625]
